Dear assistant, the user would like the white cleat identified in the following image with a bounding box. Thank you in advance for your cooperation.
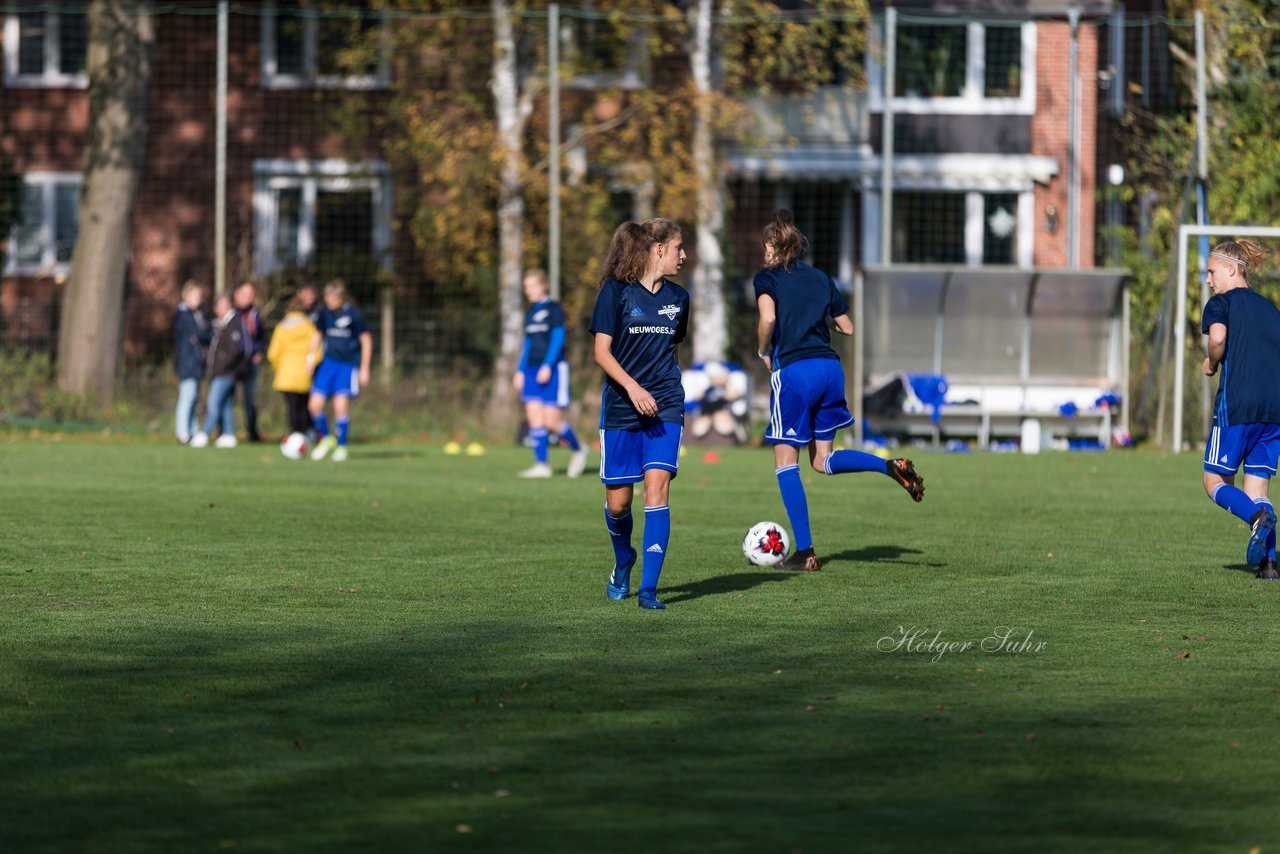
[189,432,209,448]
[332,446,348,462]
[566,448,589,478]
[311,436,336,461]
[214,434,238,449]
[518,463,553,479]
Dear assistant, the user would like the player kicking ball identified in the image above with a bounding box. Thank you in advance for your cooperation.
[308,279,372,463]
[754,210,923,572]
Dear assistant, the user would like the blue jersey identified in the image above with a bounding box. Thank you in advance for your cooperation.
[1203,288,1280,426]
[590,277,690,430]
[522,299,565,367]
[318,303,369,366]
[753,261,849,369]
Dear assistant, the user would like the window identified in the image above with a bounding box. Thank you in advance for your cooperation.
[868,20,1036,115]
[4,9,88,88]
[5,174,80,276]
[261,3,389,90]
[253,160,392,288]
[561,10,648,90]
[892,191,1024,266]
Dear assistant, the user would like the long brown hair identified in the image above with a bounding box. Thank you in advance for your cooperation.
[762,209,808,270]
[599,218,683,285]
[1211,239,1269,280]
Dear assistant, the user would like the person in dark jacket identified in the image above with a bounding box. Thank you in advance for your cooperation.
[173,281,211,444]
[234,281,266,442]
[190,294,245,449]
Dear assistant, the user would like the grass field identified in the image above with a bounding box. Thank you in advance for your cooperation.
[2,435,1279,852]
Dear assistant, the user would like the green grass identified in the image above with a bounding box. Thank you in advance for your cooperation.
[2,437,1278,852]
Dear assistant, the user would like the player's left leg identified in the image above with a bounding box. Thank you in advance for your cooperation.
[636,423,681,609]
[520,400,553,478]
[330,394,352,461]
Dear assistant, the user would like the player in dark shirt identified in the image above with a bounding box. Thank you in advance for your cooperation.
[755,210,924,572]
[308,279,372,463]
[1200,239,1280,578]
[590,218,690,610]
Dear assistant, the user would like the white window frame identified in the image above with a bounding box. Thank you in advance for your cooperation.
[3,9,89,89]
[260,4,390,91]
[867,20,1036,115]
[253,160,392,276]
[5,172,81,277]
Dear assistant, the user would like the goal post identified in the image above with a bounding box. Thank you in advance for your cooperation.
[1172,224,1280,452]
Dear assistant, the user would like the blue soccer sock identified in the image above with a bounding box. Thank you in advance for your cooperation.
[1257,497,1277,560]
[776,464,812,552]
[313,412,330,439]
[604,505,634,566]
[825,449,889,475]
[530,427,549,464]
[336,416,350,446]
[1212,483,1260,525]
[639,505,670,592]
[560,425,582,452]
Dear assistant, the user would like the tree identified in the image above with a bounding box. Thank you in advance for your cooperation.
[57,1,154,403]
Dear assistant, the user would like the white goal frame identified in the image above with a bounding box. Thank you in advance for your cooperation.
[1173,224,1280,452]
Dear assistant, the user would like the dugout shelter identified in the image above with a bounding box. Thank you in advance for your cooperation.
[853,265,1130,449]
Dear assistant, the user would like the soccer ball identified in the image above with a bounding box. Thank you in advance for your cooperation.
[743,521,790,567]
[280,432,309,460]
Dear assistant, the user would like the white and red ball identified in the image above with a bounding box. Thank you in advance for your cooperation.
[743,521,790,567]
[280,432,309,460]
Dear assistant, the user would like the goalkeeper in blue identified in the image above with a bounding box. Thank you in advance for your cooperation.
[755,210,924,572]
[591,218,690,610]
[514,268,589,478]
[1200,239,1280,580]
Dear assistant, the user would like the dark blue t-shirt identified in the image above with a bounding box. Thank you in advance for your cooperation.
[318,303,369,366]
[523,299,565,366]
[1202,288,1280,426]
[753,261,849,369]
[590,277,690,430]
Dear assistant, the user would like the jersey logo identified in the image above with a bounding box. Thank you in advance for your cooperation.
[658,303,681,320]
[533,309,549,322]
[335,316,352,329]
[628,306,645,318]
[646,543,664,554]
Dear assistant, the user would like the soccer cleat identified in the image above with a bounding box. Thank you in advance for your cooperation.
[887,458,925,502]
[637,588,666,610]
[189,432,209,448]
[310,435,337,461]
[566,448,589,478]
[775,546,821,572]
[332,446,348,462]
[518,463,553,478]
[1257,558,1279,581]
[605,548,638,600]
[1247,506,1276,567]
[214,434,238,449]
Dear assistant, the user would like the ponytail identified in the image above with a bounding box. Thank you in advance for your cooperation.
[762,209,808,270]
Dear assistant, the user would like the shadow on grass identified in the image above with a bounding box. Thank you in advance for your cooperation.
[824,543,948,568]
[660,570,796,604]
[1223,562,1258,574]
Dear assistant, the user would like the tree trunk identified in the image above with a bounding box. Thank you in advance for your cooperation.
[689,0,728,364]
[57,1,154,403]
[487,0,527,429]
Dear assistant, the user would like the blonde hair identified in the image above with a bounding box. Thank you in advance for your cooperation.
[1210,239,1269,279]
[181,280,204,300]
[762,209,808,270]
[323,278,350,303]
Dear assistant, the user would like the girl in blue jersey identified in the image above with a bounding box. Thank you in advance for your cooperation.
[308,279,372,463]
[591,218,690,610]
[755,210,924,572]
[514,268,589,478]
[1200,239,1280,579]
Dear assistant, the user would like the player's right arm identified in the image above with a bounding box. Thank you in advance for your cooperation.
[1205,322,1227,375]
[594,333,657,418]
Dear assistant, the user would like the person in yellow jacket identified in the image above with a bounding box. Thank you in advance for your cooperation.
[267,292,320,439]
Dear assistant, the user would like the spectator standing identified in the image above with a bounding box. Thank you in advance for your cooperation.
[234,281,265,442]
[173,281,210,444]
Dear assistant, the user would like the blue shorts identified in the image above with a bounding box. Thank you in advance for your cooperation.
[1204,421,1280,478]
[599,422,682,484]
[311,360,360,399]
[765,358,853,445]
[521,361,570,408]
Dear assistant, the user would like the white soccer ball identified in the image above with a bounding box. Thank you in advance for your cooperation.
[743,521,790,567]
[280,431,309,460]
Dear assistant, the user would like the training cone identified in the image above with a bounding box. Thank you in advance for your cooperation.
[465,442,486,456]
[702,451,720,463]
[443,441,462,455]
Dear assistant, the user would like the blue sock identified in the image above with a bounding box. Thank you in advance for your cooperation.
[1257,498,1277,560]
[313,412,329,438]
[560,425,581,452]
[639,505,670,593]
[336,417,350,446]
[776,464,812,552]
[531,427,549,464]
[825,449,889,475]
[1212,483,1259,525]
[604,506,634,566]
